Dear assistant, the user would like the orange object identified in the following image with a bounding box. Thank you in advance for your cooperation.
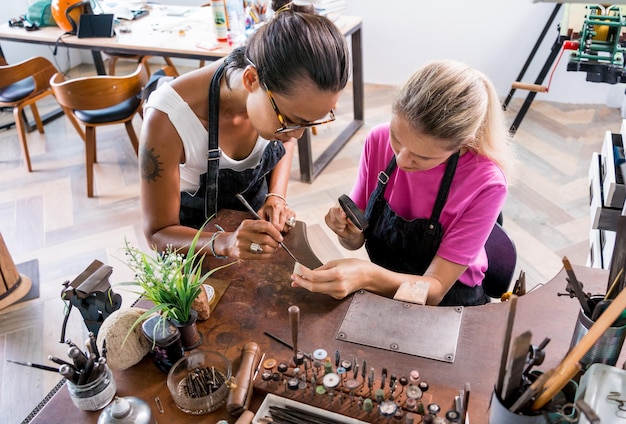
[51,0,87,33]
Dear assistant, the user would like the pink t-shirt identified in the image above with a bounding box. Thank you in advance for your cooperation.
[351,123,507,287]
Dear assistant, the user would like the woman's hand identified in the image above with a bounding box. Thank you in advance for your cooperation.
[259,196,297,233]
[290,259,372,299]
[214,219,285,260]
[325,205,365,250]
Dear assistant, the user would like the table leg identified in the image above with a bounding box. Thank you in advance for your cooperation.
[92,50,106,75]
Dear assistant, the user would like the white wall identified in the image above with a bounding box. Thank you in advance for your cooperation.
[343,0,625,106]
[2,0,625,105]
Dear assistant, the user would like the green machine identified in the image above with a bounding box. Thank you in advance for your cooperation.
[567,4,626,84]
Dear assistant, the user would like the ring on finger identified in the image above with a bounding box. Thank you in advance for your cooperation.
[286,216,296,227]
[249,242,263,253]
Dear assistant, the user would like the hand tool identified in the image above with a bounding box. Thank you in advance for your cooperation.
[532,282,626,410]
[496,295,517,395]
[460,382,470,424]
[501,330,532,401]
[590,299,611,321]
[263,331,311,360]
[253,353,265,381]
[6,359,59,373]
[604,268,623,300]
[235,193,299,263]
[562,257,593,317]
[509,368,554,413]
[338,194,368,231]
[226,341,261,415]
[521,337,550,382]
[289,305,300,363]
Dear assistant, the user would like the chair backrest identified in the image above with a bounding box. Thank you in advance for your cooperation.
[0,56,57,93]
[483,223,517,298]
[49,64,148,111]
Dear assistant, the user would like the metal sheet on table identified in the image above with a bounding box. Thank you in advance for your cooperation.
[336,290,463,362]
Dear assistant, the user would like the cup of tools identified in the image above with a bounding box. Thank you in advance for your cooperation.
[167,350,232,414]
[568,295,626,370]
[489,389,545,424]
[66,362,117,411]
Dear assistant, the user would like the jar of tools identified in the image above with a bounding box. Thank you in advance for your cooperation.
[67,363,117,411]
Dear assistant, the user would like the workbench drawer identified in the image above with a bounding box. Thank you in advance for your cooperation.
[601,130,625,208]
[601,228,616,270]
[589,152,622,231]
[588,228,603,269]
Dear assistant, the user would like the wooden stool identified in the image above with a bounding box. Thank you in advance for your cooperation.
[0,233,32,310]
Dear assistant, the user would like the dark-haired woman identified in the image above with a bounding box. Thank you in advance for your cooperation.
[140,9,350,259]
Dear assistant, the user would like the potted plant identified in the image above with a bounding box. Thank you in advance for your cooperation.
[121,222,234,350]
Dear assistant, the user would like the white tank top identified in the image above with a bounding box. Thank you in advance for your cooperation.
[144,83,269,193]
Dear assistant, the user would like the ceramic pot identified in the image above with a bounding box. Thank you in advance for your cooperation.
[171,309,203,350]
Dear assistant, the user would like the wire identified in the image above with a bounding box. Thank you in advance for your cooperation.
[545,45,567,93]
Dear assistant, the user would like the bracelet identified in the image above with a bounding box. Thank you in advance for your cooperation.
[265,192,288,205]
[209,225,227,259]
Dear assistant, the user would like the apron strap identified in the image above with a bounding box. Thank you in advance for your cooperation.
[204,61,228,219]
[364,156,397,219]
[366,151,459,235]
[428,150,460,227]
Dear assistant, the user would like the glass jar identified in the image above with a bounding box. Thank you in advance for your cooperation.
[67,364,116,411]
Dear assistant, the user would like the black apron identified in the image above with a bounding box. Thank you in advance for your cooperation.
[179,62,286,228]
[363,152,489,306]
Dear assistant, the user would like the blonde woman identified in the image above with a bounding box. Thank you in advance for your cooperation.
[292,60,515,306]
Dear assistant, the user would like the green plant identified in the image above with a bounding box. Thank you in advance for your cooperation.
[120,222,235,342]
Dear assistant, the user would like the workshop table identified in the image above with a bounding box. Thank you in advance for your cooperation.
[26,210,610,423]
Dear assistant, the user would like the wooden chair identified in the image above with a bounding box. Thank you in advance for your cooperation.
[0,57,59,171]
[49,64,149,197]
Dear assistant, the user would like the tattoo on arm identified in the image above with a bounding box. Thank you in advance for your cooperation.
[140,145,163,182]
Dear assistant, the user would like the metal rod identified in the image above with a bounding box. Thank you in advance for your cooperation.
[235,193,300,263]
[263,331,311,360]
[288,305,300,362]
[6,359,59,373]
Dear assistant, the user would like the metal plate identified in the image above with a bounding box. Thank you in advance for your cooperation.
[336,291,463,363]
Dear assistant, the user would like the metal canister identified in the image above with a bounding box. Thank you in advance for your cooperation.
[569,295,626,369]
[97,396,156,424]
[141,315,184,373]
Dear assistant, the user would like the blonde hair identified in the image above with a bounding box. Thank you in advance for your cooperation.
[393,60,516,178]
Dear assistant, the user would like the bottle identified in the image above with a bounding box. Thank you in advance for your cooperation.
[211,0,229,42]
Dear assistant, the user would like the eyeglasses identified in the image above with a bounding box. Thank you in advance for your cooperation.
[261,81,335,134]
[246,57,335,134]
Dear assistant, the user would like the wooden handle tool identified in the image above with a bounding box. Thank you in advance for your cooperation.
[532,285,626,410]
[234,410,255,424]
[227,342,261,415]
